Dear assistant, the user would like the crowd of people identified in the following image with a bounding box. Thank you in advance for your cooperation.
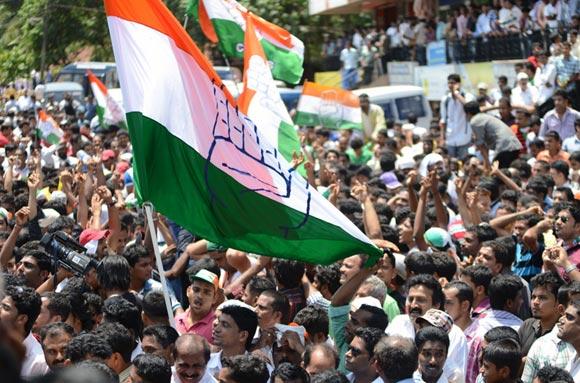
[0,20,579,383]
[328,0,578,84]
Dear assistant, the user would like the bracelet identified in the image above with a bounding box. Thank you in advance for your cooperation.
[565,264,577,275]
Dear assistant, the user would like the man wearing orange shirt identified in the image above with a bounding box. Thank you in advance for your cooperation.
[536,131,570,165]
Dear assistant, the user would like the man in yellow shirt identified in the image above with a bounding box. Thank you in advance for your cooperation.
[359,94,386,141]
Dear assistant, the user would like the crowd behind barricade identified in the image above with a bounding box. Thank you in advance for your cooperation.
[0,51,579,383]
[325,0,579,87]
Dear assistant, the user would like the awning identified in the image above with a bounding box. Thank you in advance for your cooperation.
[309,0,395,15]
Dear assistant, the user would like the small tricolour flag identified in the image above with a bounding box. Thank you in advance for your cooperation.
[37,110,63,145]
[238,13,302,175]
[189,0,304,85]
[294,81,362,130]
[87,70,126,129]
[105,0,381,265]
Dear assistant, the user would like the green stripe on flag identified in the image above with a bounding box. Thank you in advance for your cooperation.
[127,112,380,265]
[294,111,362,130]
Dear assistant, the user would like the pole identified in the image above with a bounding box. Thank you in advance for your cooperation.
[40,1,48,83]
[183,14,189,29]
[143,202,176,327]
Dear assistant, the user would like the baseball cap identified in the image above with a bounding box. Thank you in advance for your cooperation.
[101,149,116,161]
[116,161,130,175]
[190,269,220,290]
[416,309,454,334]
[79,229,111,246]
[516,72,529,81]
[424,227,452,250]
[477,82,488,90]
[351,296,382,312]
[396,157,416,171]
[380,171,403,190]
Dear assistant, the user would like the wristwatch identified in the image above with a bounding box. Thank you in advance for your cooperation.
[565,264,577,275]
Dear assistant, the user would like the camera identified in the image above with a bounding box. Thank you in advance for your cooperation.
[40,231,100,276]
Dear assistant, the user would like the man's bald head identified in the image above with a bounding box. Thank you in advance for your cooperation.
[374,336,417,383]
[174,334,210,364]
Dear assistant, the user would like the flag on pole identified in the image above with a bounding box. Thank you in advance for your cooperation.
[189,0,304,85]
[238,13,302,175]
[87,70,127,129]
[294,81,363,130]
[104,0,381,265]
[37,110,63,145]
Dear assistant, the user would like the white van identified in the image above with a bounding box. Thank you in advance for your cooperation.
[353,85,433,129]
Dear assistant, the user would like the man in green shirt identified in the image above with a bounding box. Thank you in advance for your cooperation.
[346,137,373,166]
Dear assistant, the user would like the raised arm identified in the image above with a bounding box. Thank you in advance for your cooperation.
[0,208,29,269]
[351,180,382,240]
[413,175,432,251]
[523,218,553,254]
[331,259,380,307]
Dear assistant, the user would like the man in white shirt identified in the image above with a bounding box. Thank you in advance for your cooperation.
[535,50,557,107]
[0,285,49,379]
[511,72,539,113]
[474,3,493,36]
[498,0,523,32]
[171,334,216,383]
[385,276,468,381]
[559,300,580,382]
[340,41,359,90]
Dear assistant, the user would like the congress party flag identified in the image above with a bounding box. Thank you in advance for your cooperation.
[238,13,303,175]
[87,70,126,129]
[104,0,381,265]
[295,81,362,130]
[189,0,304,84]
[37,110,63,145]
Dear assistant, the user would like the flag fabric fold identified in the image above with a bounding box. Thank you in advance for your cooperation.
[238,13,302,175]
[190,0,304,85]
[104,0,381,265]
[295,81,363,130]
[87,70,127,129]
[37,110,63,145]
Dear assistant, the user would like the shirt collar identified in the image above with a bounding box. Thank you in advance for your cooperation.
[178,309,215,331]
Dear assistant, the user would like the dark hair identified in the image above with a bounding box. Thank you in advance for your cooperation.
[431,251,457,281]
[531,272,564,301]
[260,290,290,324]
[56,360,118,383]
[483,326,520,344]
[571,151,580,163]
[273,259,305,289]
[535,366,574,383]
[97,255,131,292]
[314,264,341,295]
[415,326,449,354]
[551,160,570,177]
[122,244,151,267]
[102,296,143,339]
[447,74,461,83]
[65,333,113,363]
[482,339,522,380]
[510,159,532,180]
[94,321,135,364]
[246,276,276,297]
[554,186,574,202]
[464,101,481,115]
[462,265,493,293]
[222,355,270,383]
[142,291,168,321]
[221,305,259,351]
[351,138,364,150]
[186,258,220,280]
[466,224,497,243]
[271,363,310,383]
[40,322,75,343]
[545,130,562,143]
[407,274,444,309]
[303,343,338,370]
[375,336,418,381]
[60,277,96,331]
[379,151,397,172]
[294,306,329,338]
[310,370,348,383]
[444,280,474,307]
[133,353,171,383]
[358,304,389,331]
[480,240,514,270]
[488,274,524,310]
[42,292,72,322]
[405,251,436,275]
[5,285,41,334]
[143,325,179,349]
[22,249,52,272]
[553,89,569,100]
[555,202,580,223]
[354,327,384,357]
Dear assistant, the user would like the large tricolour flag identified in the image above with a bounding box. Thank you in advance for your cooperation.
[37,110,63,145]
[87,70,126,128]
[190,0,304,85]
[238,14,302,175]
[295,81,362,130]
[104,0,381,265]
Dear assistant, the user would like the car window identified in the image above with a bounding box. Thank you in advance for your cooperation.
[395,95,425,120]
[375,101,394,121]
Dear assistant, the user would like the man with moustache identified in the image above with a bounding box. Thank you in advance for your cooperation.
[172,334,216,383]
[40,322,75,371]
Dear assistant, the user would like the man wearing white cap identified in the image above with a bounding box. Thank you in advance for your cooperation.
[511,72,539,113]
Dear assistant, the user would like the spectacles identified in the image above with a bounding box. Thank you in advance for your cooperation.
[555,215,570,223]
